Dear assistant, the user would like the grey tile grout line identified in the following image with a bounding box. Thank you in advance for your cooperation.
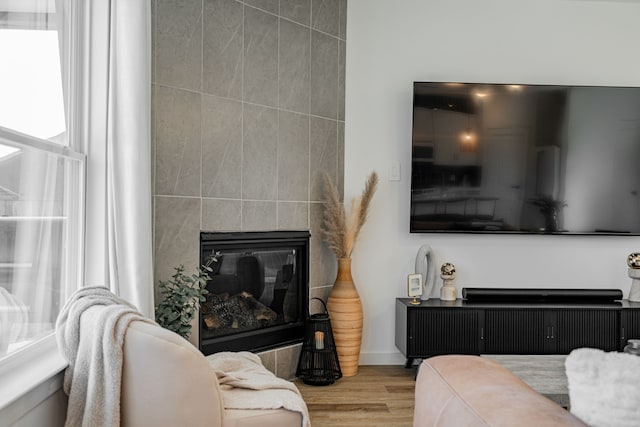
[307,1,313,231]
[276,2,280,229]
[200,0,204,232]
[237,0,346,42]
[240,2,245,231]
[153,82,344,124]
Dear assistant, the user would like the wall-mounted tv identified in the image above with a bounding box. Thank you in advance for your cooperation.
[410,82,640,234]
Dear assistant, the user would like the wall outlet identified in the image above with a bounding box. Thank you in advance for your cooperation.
[390,161,401,181]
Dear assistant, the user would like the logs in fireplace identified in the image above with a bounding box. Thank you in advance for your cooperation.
[202,291,278,332]
[199,231,309,355]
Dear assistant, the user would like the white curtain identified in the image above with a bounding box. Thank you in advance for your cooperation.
[105,0,154,318]
[56,0,154,317]
[12,153,59,326]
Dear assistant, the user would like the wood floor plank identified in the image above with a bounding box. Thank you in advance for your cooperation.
[385,385,415,393]
[307,403,390,413]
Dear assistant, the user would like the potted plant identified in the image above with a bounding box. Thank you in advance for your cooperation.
[155,252,220,339]
[528,196,567,232]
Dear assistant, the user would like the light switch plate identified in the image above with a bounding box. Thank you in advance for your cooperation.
[390,161,401,181]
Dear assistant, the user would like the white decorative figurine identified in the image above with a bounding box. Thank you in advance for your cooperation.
[440,262,457,301]
[628,253,640,302]
[415,244,437,301]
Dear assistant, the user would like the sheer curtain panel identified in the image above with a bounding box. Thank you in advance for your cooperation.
[55,0,154,317]
[106,0,154,318]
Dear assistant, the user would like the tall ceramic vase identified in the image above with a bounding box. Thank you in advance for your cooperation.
[326,258,363,377]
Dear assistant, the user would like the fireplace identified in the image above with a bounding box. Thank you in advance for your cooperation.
[199,231,309,355]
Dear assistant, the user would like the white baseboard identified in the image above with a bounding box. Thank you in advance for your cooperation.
[359,351,407,365]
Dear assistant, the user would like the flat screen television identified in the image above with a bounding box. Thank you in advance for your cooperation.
[410,81,640,234]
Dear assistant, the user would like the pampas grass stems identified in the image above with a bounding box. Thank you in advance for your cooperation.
[323,171,378,259]
[322,174,347,258]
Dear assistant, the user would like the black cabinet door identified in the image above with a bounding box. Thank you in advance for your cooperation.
[484,309,547,354]
[407,309,480,356]
[620,310,640,350]
[553,309,618,353]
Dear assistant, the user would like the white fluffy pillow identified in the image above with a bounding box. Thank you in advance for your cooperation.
[566,347,640,427]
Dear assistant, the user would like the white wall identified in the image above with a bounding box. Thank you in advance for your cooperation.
[345,0,640,364]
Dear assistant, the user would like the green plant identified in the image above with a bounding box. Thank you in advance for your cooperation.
[528,196,567,215]
[528,196,567,232]
[155,252,220,339]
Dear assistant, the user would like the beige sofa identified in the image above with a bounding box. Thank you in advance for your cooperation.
[120,319,302,427]
[413,355,586,426]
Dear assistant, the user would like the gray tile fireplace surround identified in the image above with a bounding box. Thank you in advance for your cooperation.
[152,0,347,379]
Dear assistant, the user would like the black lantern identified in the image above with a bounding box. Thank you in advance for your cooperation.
[296,298,342,385]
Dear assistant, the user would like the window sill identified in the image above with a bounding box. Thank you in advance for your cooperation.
[0,335,67,422]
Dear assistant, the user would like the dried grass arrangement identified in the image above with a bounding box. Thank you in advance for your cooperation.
[322,171,378,259]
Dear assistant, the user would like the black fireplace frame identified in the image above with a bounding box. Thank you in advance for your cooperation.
[199,230,309,355]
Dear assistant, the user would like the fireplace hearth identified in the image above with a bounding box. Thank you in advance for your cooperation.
[199,231,309,355]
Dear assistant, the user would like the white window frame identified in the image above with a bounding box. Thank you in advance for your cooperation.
[0,0,86,408]
[0,126,85,412]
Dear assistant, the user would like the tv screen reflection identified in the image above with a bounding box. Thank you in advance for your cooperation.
[410,82,640,234]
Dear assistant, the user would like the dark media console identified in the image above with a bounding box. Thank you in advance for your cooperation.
[395,294,640,367]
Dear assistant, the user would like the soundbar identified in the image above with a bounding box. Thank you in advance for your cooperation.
[462,288,623,303]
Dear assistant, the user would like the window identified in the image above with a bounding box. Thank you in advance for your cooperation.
[0,1,84,362]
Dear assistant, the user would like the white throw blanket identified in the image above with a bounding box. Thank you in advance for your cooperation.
[55,286,153,427]
[207,351,310,427]
[565,347,640,427]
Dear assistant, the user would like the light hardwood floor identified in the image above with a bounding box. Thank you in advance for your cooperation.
[295,365,417,427]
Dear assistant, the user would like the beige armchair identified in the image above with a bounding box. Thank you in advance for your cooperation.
[69,304,303,427]
[56,287,308,427]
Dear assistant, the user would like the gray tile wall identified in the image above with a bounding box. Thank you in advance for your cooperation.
[152,0,347,379]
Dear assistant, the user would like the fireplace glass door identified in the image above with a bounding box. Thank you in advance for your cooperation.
[199,231,308,354]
